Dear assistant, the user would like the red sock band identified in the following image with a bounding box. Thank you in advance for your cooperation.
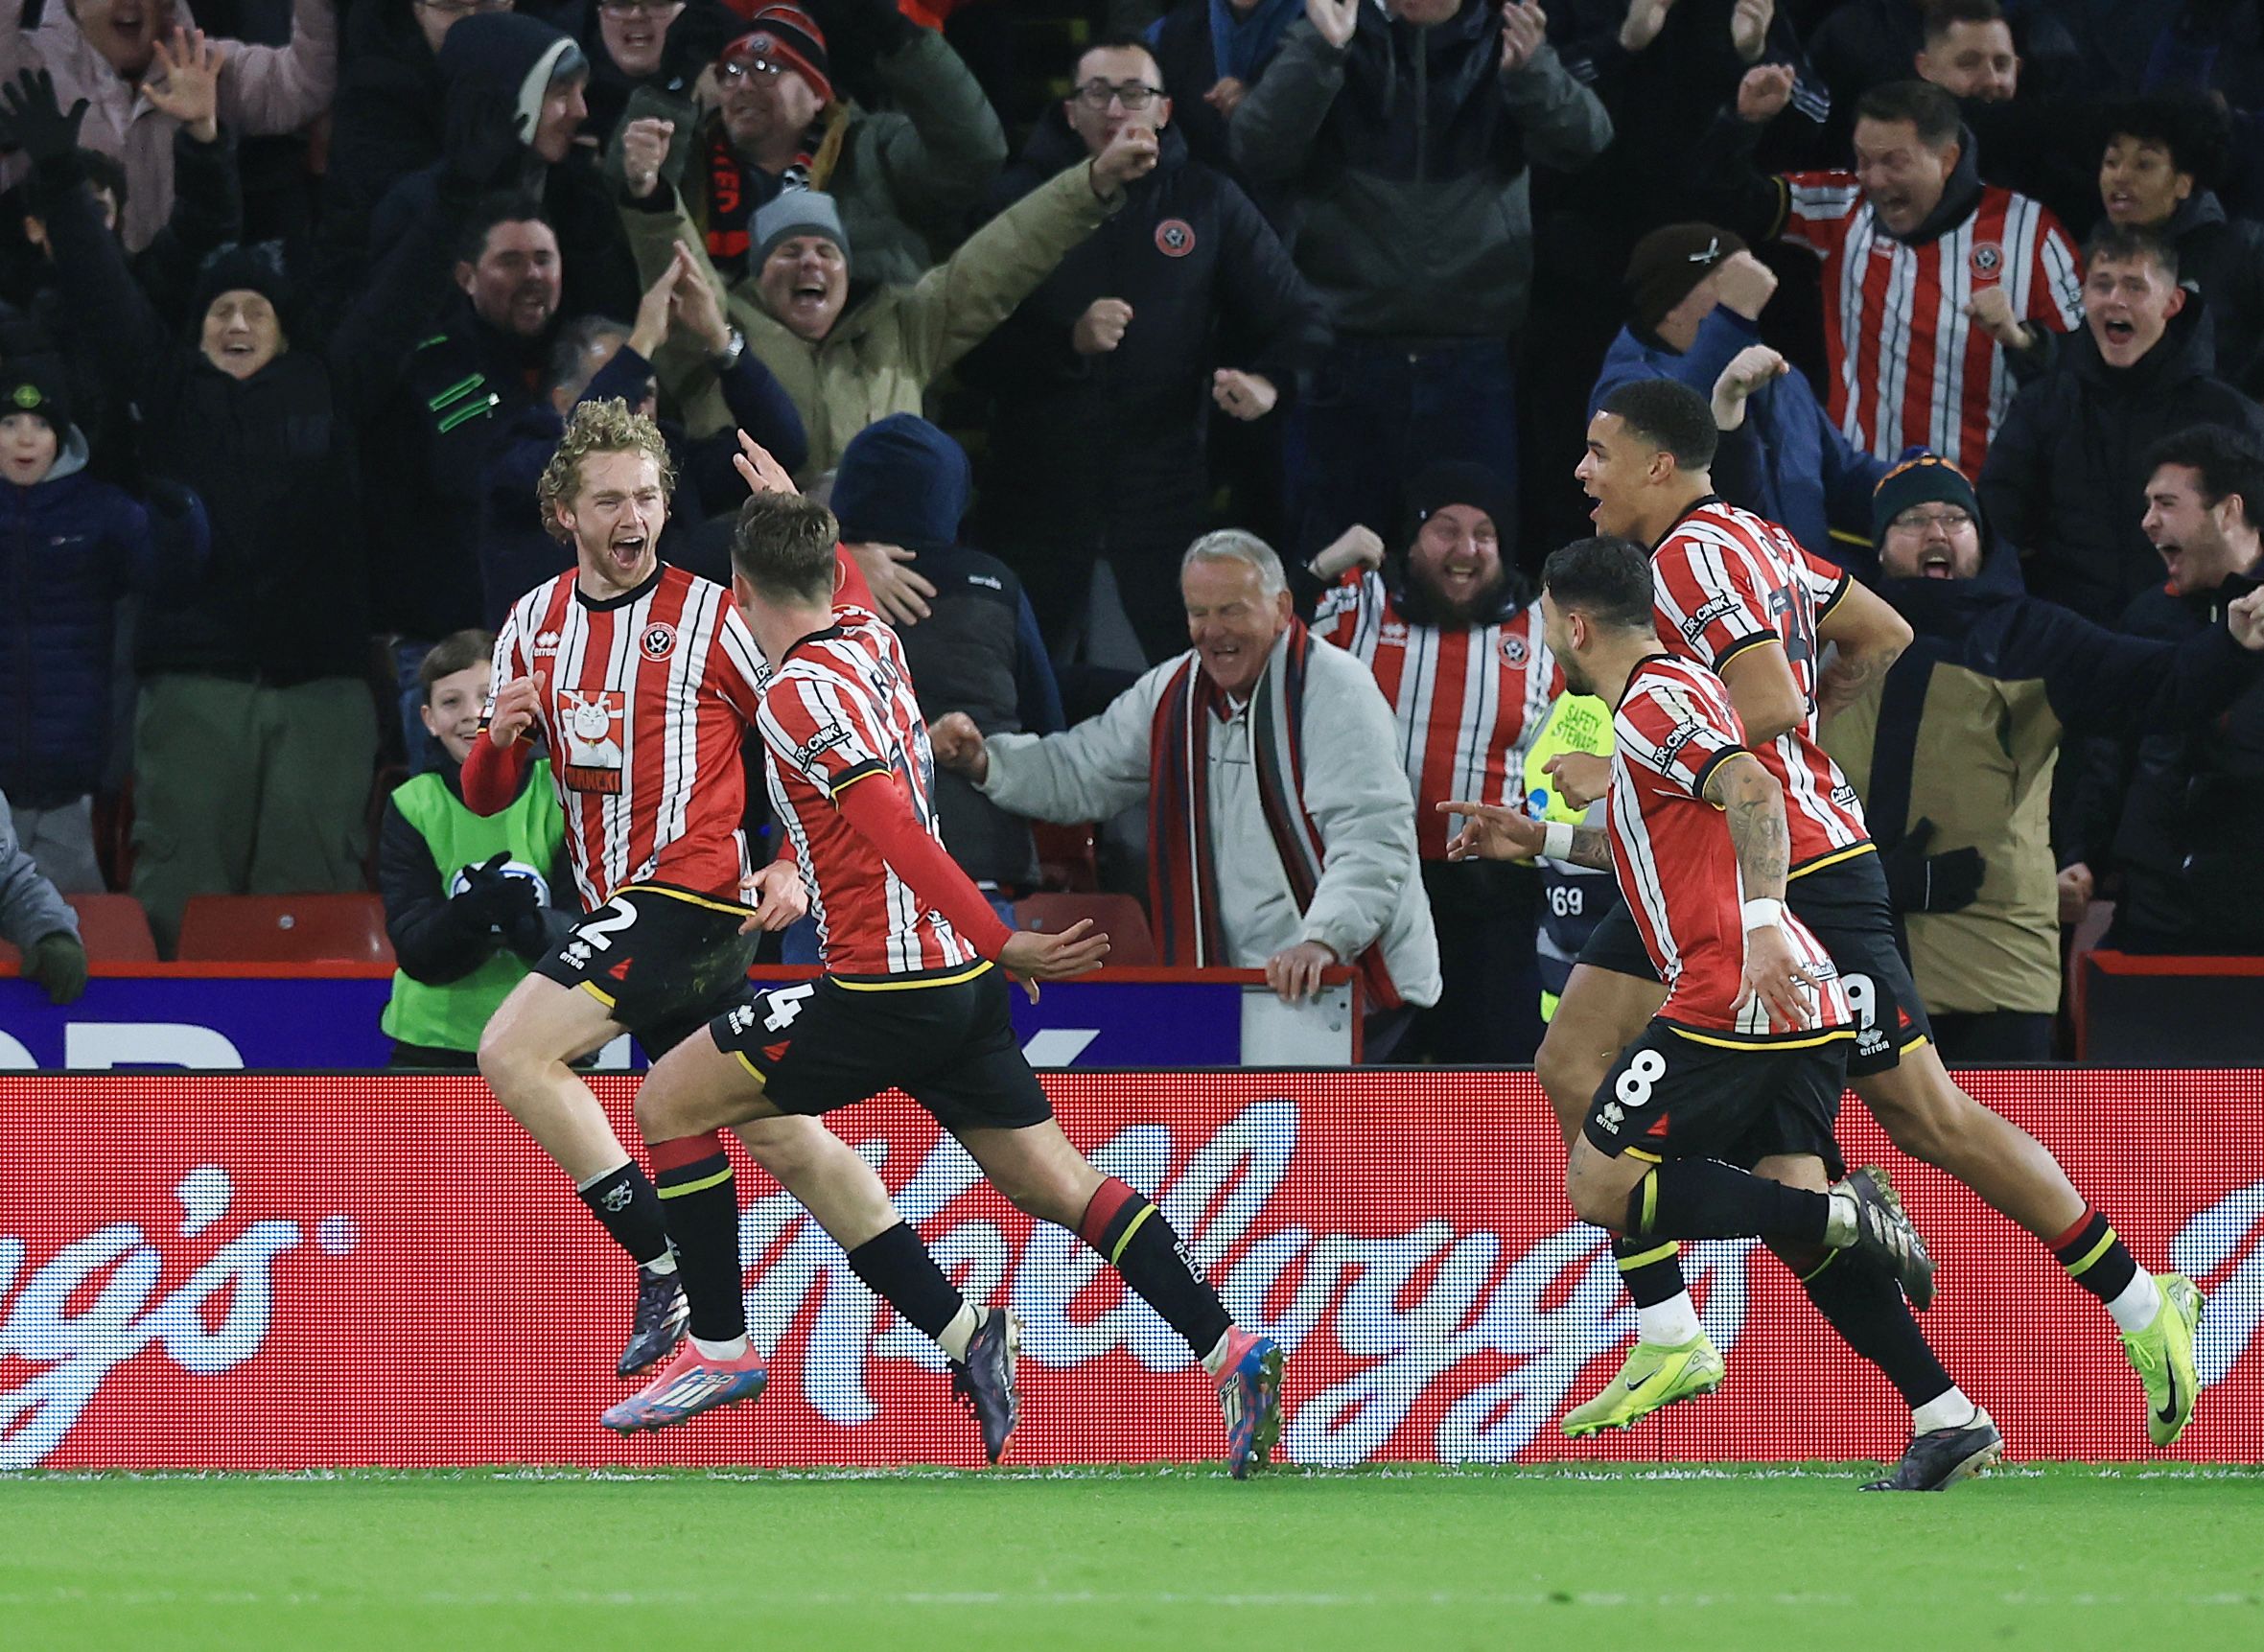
[2048,1208,2097,1253]
[648,1131,727,1173]
[1077,1176,1140,1248]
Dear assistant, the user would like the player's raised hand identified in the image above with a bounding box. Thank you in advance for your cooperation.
[487,670,546,748]
[1438,799,1547,862]
[1543,750,1611,809]
[846,541,937,627]
[1734,921,1824,1032]
[732,429,798,496]
[146,28,222,143]
[738,859,808,934]
[2227,587,2264,650]
[1001,919,1110,1003]
[1264,940,1338,1002]
[926,710,990,781]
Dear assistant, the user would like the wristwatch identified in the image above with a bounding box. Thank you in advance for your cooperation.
[709,329,746,372]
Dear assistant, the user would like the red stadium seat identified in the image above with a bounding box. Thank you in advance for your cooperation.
[176,894,395,966]
[1014,892,1156,967]
[0,892,159,968]
[1030,820,1099,892]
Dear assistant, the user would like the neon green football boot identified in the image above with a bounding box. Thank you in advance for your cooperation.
[2123,1273,2205,1448]
[1562,1332,1726,1438]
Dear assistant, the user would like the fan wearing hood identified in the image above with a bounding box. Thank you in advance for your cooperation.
[1980,222,2264,627]
[825,413,1061,911]
[1308,461,1552,1062]
[1696,74,2081,473]
[1819,450,2264,1060]
[0,357,206,895]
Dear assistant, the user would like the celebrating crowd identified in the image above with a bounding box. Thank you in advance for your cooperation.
[2,0,2260,1075]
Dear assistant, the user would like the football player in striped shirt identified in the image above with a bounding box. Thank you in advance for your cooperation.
[605,490,1292,1477]
[1445,535,1997,1492]
[1536,381,2202,1455]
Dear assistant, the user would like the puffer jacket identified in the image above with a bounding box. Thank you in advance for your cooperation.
[0,428,207,805]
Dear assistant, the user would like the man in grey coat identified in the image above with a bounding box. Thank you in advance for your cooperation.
[929,530,1440,1062]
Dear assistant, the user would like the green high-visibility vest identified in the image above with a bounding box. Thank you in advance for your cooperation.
[380,762,566,1054]
[1522,693,1615,825]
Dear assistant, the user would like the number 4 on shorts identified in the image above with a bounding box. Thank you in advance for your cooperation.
[763,983,816,1033]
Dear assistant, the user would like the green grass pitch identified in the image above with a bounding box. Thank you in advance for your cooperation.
[5,1464,2261,1651]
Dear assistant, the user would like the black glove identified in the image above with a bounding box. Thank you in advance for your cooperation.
[441,81,525,200]
[451,851,541,936]
[661,0,752,95]
[0,69,88,182]
[23,930,88,1006]
[1879,818,1986,916]
[808,0,916,80]
[501,901,570,965]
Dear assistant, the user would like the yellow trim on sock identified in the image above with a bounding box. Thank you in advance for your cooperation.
[2066,1227,2119,1279]
[1617,1242,1680,1271]
[659,1166,734,1198]
[1108,1202,1157,1266]
[1639,1170,1659,1233]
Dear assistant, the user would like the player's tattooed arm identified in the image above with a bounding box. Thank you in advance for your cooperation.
[1814,576,1914,721]
[1707,752,1790,899]
[1564,826,1613,871]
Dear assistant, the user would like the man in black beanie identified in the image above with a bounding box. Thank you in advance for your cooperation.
[1308,458,1552,1061]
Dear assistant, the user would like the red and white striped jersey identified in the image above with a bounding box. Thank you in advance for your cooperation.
[758,609,984,979]
[1316,571,1563,860]
[1781,173,2082,471]
[1650,500,1873,873]
[1610,656,1853,1039]
[491,564,761,910]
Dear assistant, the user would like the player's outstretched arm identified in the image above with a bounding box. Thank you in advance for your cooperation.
[999,919,1111,1003]
[1437,799,1610,870]
[831,769,1018,957]
[1707,752,1823,1029]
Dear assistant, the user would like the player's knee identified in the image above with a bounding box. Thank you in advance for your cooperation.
[1534,1030,1599,1138]
[1563,1154,1624,1229]
[1864,1070,1972,1167]
[476,1013,534,1097]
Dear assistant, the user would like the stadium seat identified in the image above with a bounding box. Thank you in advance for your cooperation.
[176,895,395,966]
[1014,892,1156,967]
[0,892,159,968]
[1030,820,1099,892]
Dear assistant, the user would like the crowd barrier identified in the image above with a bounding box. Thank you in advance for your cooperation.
[3,1069,2257,1471]
[0,967,1360,1069]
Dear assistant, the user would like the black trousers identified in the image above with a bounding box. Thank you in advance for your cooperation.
[1401,857,1543,1065]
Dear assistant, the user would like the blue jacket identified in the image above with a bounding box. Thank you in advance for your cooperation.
[1590,310,1888,570]
[0,429,209,805]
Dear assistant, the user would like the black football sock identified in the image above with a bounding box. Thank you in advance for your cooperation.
[846,1222,975,1360]
[1613,1236,1690,1309]
[648,1133,746,1342]
[573,1161,671,1268]
[1078,1177,1232,1361]
[2048,1206,2156,1330]
[1798,1249,1959,1412]
[1625,1161,1833,1245]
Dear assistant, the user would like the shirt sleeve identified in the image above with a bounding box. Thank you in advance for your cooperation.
[1798,544,1854,619]
[1779,172,1859,259]
[712,607,770,725]
[1616,680,1747,800]
[1651,535,1778,668]
[759,666,891,797]
[2026,209,2085,333]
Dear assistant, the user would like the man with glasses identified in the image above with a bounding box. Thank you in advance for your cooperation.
[611,1,1004,288]
[1820,451,2264,1060]
[962,34,1327,668]
[1227,0,1610,563]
